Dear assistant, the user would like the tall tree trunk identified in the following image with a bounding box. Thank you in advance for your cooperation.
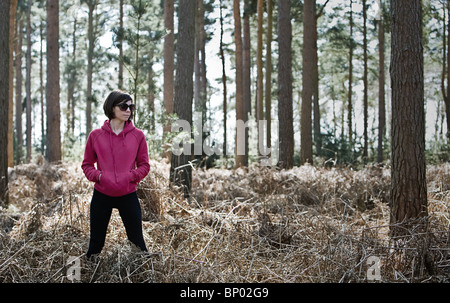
[147,46,155,132]
[39,18,45,155]
[15,12,23,165]
[7,0,17,168]
[25,0,32,163]
[170,0,196,198]
[313,2,321,157]
[200,3,207,124]
[444,1,450,142]
[301,0,314,165]
[348,0,354,149]
[441,1,447,140]
[313,1,328,157]
[66,17,77,138]
[132,0,143,117]
[256,0,264,158]
[194,0,207,163]
[194,0,201,110]
[163,0,174,159]
[265,0,273,149]
[362,0,368,163]
[377,1,385,164]
[0,0,11,207]
[390,0,427,236]
[242,0,251,165]
[220,0,227,162]
[340,82,345,140]
[277,0,293,169]
[46,0,61,163]
[118,0,124,89]
[234,0,245,167]
[86,0,97,138]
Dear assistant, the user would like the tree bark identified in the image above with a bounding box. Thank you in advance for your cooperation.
[234,0,245,167]
[390,0,428,236]
[220,0,227,162]
[131,0,143,116]
[301,0,314,165]
[377,1,385,164]
[256,0,264,158]
[39,19,45,155]
[313,0,328,157]
[147,46,155,133]
[194,0,201,110]
[348,0,354,149]
[15,12,23,165]
[194,0,207,163]
[265,0,273,149]
[66,17,77,139]
[86,0,97,138]
[170,0,196,197]
[313,2,321,157]
[46,0,61,163]
[277,0,293,169]
[25,0,32,163]
[362,0,368,163]
[444,1,450,141]
[0,0,11,207]
[163,0,174,159]
[242,0,251,165]
[118,0,124,89]
[7,0,17,168]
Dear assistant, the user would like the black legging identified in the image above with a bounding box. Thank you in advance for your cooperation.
[86,189,148,258]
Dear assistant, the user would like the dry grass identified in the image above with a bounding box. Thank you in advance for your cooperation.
[0,160,448,283]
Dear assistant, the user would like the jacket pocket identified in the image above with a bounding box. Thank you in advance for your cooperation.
[97,171,136,196]
[117,172,136,192]
[98,171,111,187]
[129,170,138,184]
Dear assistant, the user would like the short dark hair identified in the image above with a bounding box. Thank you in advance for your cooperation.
[103,90,133,121]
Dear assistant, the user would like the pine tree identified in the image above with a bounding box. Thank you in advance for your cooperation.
[170,0,196,197]
[277,0,293,169]
[301,0,314,165]
[46,0,61,163]
[0,0,11,207]
[390,0,428,236]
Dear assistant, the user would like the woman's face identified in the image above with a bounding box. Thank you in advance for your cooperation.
[113,100,134,122]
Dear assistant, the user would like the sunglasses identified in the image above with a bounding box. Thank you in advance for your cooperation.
[117,103,135,112]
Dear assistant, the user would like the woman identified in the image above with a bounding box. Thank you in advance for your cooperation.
[82,90,150,258]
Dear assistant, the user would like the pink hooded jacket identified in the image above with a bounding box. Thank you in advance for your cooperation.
[82,120,150,197]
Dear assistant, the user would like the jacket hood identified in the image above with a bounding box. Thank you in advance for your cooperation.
[101,120,136,135]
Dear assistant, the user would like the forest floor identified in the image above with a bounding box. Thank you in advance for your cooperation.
[0,159,449,283]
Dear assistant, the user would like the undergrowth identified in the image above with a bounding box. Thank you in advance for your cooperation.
[0,160,448,283]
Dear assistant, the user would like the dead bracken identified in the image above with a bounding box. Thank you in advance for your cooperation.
[0,160,449,283]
